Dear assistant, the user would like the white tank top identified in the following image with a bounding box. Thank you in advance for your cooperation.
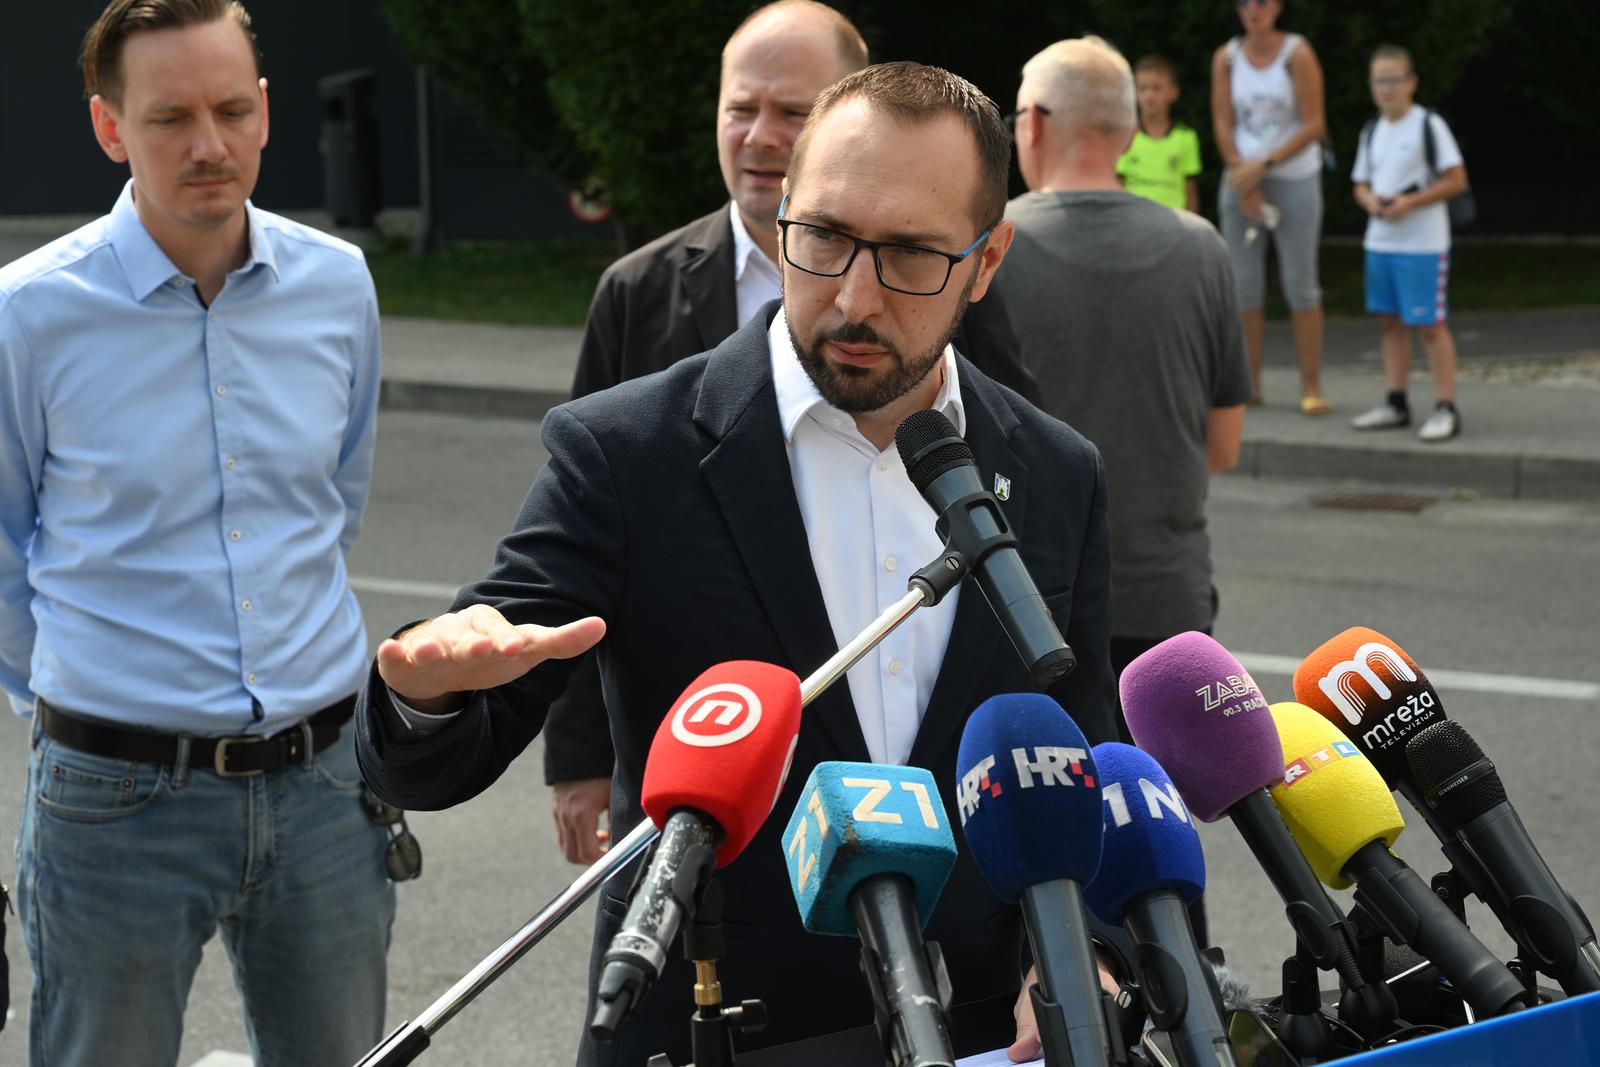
[1228,33,1321,180]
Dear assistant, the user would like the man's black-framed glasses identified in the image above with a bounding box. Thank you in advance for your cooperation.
[776,195,990,297]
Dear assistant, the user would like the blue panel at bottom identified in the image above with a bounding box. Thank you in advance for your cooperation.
[1338,991,1600,1066]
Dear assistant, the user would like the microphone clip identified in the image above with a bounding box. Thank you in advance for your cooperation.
[908,550,969,607]
[931,488,1020,581]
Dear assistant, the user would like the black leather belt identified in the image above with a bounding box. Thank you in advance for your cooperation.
[38,696,356,777]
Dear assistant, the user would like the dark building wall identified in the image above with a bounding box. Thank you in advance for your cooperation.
[2,0,419,215]
[1434,46,1600,235]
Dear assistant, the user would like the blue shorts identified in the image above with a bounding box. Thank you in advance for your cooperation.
[1365,249,1450,326]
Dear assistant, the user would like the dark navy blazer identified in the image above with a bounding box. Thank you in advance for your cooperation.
[356,303,1115,1065]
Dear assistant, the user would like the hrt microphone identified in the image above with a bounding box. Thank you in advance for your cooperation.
[1406,720,1600,995]
[1084,743,1236,1067]
[781,762,958,1067]
[894,409,1075,687]
[1267,701,1534,1018]
[1120,633,1395,1041]
[956,692,1112,1067]
[590,661,803,1041]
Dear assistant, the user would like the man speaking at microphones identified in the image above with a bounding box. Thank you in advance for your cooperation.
[356,62,1117,1065]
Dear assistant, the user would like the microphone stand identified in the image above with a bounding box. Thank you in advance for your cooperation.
[646,880,768,1067]
[353,550,972,1066]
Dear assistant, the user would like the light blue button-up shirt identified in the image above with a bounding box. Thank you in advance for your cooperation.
[0,182,380,735]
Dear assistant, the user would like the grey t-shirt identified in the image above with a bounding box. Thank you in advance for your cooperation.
[994,190,1250,637]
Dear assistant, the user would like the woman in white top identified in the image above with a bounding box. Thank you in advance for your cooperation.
[1211,0,1329,415]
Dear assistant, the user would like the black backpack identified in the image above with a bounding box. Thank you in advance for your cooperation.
[1360,107,1476,228]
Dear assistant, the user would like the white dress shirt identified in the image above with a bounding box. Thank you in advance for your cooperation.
[727,204,783,328]
[769,308,964,765]
[394,308,966,767]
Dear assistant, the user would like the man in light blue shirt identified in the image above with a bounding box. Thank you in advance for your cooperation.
[0,2,393,1062]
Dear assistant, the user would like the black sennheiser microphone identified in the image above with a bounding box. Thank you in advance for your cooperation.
[894,410,1075,687]
[1407,720,1600,995]
[1268,702,1534,1020]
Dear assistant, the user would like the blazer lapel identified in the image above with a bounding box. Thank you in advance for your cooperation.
[907,365,1029,768]
[695,314,871,763]
[680,206,740,354]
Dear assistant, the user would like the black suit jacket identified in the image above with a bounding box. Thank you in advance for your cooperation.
[547,205,1042,783]
[356,307,1114,1065]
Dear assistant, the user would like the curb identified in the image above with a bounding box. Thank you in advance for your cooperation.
[380,378,1600,504]
[380,379,565,422]
[1234,437,1600,502]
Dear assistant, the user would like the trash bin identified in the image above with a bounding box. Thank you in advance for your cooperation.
[319,69,383,228]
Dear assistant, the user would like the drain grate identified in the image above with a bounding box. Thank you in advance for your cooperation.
[1312,491,1438,513]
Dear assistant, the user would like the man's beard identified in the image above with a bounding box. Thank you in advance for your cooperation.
[785,273,976,414]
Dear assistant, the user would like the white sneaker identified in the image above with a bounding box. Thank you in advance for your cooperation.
[1417,405,1461,442]
[1351,404,1410,430]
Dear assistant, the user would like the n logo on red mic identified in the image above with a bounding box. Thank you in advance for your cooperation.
[1317,642,1417,726]
[669,683,762,747]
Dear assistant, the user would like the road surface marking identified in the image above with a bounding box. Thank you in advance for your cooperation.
[1237,653,1600,702]
[189,1053,252,1067]
[345,577,1600,703]
[350,575,460,600]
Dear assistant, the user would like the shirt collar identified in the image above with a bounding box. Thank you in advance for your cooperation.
[728,202,780,284]
[769,305,967,447]
[108,179,280,302]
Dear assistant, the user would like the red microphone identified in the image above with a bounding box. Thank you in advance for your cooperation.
[641,660,803,866]
[592,661,802,1040]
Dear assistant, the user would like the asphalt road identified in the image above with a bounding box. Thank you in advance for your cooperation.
[0,409,1596,1066]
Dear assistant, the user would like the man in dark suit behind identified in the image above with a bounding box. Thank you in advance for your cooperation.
[356,62,1111,1065]
[547,0,1040,864]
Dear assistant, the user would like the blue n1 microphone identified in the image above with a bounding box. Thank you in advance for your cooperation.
[1085,743,1236,1067]
[782,761,958,1066]
[956,692,1112,1067]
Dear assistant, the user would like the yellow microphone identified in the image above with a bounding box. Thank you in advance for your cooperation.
[1267,702,1403,889]
[1266,702,1533,1019]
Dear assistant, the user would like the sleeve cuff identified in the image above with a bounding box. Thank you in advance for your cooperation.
[388,688,471,735]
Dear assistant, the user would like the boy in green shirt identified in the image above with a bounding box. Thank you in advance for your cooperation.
[1117,54,1201,212]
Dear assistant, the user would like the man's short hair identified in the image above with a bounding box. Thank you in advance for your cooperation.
[723,0,869,75]
[787,61,1011,233]
[1370,44,1415,75]
[1022,37,1136,139]
[1134,54,1179,84]
[81,0,260,104]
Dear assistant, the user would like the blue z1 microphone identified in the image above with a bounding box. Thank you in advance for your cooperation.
[1085,743,1236,1067]
[781,761,958,1067]
[956,692,1111,1067]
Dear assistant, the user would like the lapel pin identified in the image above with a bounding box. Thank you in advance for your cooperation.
[993,473,1011,501]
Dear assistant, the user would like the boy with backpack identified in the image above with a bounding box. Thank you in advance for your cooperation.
[1349,43,1471,441]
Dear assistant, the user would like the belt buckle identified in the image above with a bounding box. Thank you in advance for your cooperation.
[213,735,267,777]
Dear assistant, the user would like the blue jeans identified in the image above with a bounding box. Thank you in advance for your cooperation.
[16,718,396,1066]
